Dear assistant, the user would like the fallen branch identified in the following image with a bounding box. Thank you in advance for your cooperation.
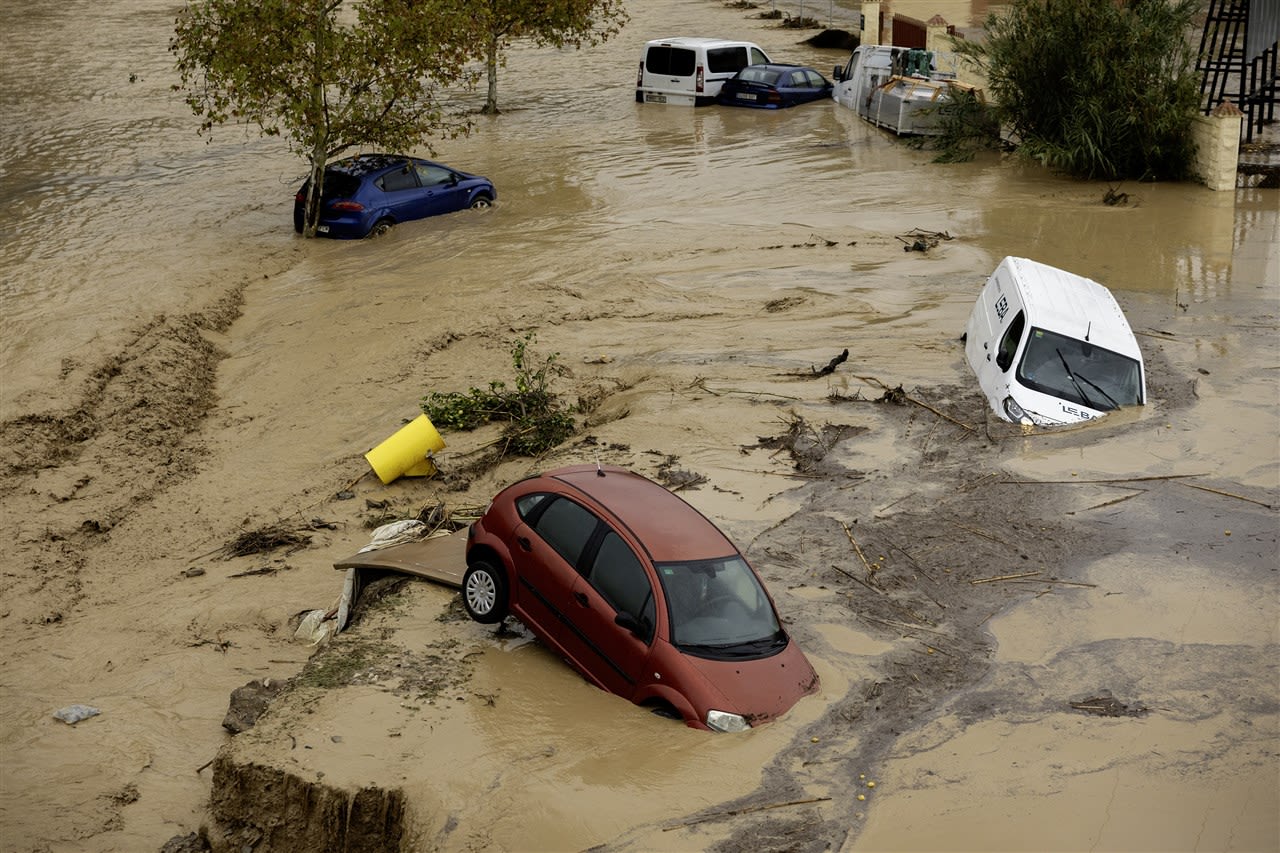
[228,566,277,579]
[663,797,831,831]
[1004,578,1097,589]
[1068,489,1146,514]
[878,533,938,584]
[841,522,876,580]
[854,375,975,433]
[812,349,849,376]
[1177,480,1276,510]
[859,613,955,637]
[996,473,1206,485]
[970,570,1041,585]
[688,378,802,401]
[916,642,955,658]
[829,564,882,595]
[951,522,1010,546]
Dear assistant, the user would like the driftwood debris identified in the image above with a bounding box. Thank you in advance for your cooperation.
[841,522,876,579]
[896,228,953,252]
[813,349,849,376]
[854,375,976,433]
[1070,694,1148,717]
[970,570,1041,585]
[221,523,312,558]
[1177,480,1276,510]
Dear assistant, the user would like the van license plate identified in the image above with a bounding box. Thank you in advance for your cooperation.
[644,92,667,103]
[736,93,757,101]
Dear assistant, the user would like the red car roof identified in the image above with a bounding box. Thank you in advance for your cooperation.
[548,465,736,564]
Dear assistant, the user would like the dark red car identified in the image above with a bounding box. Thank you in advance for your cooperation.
[463,464,818,731]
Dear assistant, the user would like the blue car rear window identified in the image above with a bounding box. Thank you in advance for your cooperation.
[739,67,781,84]
[306,172,360,201]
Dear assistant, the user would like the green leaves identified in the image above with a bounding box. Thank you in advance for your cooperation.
[422,335,576,458]
[170,0,478,235]
[442,0,628,113]
[957,0,1201,180]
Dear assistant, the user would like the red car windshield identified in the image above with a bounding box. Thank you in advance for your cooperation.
[656,556,783,653]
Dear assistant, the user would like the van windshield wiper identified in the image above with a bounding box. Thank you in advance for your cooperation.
[1073,371,1120,411]
[1056,348,1098,410]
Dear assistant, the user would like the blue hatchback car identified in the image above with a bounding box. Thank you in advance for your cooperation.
[716,64,833,109]
[293,154,496,238]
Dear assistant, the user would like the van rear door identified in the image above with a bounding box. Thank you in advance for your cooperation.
[639,43,697,103]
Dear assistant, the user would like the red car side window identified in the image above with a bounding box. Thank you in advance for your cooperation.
[530,497,598,569]
[587,532,656,638]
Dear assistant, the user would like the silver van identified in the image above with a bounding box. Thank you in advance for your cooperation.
[964,257,1146,426]
[636,38,773,106]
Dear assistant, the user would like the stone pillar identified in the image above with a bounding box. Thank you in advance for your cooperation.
[861,1,881,46]
[924,15,949,52]
[1191,101,1243,192]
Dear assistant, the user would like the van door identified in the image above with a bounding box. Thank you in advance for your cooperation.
[833,49,864,109]
[640,44,697,104]
[967,268,1025,414]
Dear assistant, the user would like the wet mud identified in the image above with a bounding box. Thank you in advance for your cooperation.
[2,0,1278,851]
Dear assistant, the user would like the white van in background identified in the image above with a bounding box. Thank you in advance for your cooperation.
[636,38,772,106]
[964,257,1146,426]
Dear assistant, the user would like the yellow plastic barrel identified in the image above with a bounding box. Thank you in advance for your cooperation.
[364,414,446,484]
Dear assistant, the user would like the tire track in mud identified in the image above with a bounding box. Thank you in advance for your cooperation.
[0,282,249,624]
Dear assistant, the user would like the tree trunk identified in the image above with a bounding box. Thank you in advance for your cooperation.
[483,35,500,115]
[303,143,327,239]
[302,0,328,238]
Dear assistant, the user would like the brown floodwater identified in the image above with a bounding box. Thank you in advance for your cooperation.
[1,0,1276,851]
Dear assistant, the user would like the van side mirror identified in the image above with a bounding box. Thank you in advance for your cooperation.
[833,65,844,82]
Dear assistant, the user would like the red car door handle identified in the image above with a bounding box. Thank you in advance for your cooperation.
[573,591,589,607]
[517,536,532,551]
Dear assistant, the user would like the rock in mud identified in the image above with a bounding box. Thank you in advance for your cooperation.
[222,679,287,734]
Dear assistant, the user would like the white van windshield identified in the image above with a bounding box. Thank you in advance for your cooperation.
[1017,327,1143,411]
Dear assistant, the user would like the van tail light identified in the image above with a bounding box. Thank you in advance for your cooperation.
[331,201,364,212]
[637,61,643,87]
[696,65,704,92]
[295,191,305,203]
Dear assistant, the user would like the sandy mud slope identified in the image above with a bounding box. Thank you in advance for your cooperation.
[1,0,1277,851]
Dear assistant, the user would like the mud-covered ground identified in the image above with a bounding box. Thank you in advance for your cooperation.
[200,327,1277,852]
[2,0,1277,851]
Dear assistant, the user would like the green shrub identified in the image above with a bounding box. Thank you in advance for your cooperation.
[422,334,575,457]
[954,0,1202,180]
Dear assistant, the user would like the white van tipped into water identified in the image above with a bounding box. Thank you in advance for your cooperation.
[636,37,772,106]
[964,257,1146,426]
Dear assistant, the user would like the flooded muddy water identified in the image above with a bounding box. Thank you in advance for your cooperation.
[1,0,1277,851]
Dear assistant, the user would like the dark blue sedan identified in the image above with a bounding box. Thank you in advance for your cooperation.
[715,64,833,109]
[293,154,496,238]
